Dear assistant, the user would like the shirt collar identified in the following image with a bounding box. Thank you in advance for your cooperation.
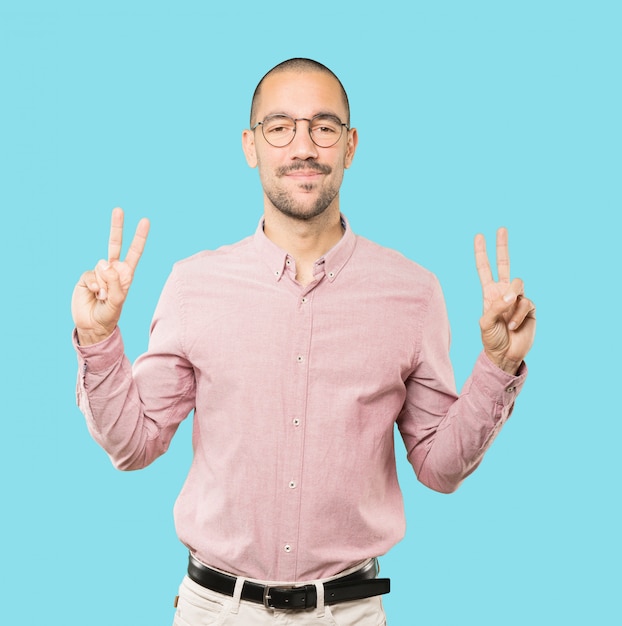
[253,215,357,283]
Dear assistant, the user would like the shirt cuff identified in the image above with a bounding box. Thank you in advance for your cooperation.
[471,351,528,405]
[73,326,125,372]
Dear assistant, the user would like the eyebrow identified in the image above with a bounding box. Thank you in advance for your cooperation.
[262,110,344,120]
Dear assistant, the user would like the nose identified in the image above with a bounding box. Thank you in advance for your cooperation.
[288,120,319,160]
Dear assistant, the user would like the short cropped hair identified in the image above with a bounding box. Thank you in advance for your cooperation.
[250,58,350,127]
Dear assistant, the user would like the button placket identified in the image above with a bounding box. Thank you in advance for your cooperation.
[278,286,315,579]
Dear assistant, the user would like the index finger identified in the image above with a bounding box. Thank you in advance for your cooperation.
[123,217,150,272]
[474,232,494,289]
[108,207,125,263]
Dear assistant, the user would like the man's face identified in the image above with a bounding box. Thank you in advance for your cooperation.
[242,70,357,222]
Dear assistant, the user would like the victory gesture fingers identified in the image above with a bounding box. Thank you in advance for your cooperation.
[103,207,150,299]
[72,208,150,346]
[474,227,536,374]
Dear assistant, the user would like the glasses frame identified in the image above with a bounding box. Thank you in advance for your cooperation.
[251,113,350,148]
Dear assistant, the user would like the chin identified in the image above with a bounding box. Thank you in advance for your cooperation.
[277,206,330,222]
[269,189,339,222]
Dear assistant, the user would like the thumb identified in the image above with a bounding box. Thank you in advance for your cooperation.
[99,264,126,310]
[481,278,524,330]
[480,290,516,330]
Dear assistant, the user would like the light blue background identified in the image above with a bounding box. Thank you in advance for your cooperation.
[1,1,620,624]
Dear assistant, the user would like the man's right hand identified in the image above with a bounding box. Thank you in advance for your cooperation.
[72,207,150,346]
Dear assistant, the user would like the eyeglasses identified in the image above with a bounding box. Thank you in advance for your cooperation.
[251,114,349,148]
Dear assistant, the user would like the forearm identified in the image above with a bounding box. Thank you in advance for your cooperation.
[74,328,182,470]
[403,352,527,493]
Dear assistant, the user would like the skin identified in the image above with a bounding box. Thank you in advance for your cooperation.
[72,69,536,374]
[241,70,358,285]
[72,207,149,346]
[474,227,536,373]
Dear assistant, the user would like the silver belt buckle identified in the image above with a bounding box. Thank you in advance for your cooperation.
[263,584,286,609]
[263,585,274,608]
[263,584,304,609]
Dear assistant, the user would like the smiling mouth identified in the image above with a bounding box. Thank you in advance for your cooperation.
[286,171,322,178]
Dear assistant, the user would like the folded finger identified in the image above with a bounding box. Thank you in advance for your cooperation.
[79,270,100,296]
[94,260,110,300]
[505,277,524,301]
[508,297,536,330]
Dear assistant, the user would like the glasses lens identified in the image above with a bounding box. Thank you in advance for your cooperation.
[262,115,296,147]
[310,115,344,147]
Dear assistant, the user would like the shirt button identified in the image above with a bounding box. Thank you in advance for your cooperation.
[275,270,280,276]
[292,418,301,427]
[297,355,304,363]
[284,544,292,553]
[506,386,516,393]
[301,297,307,303]
[288,480,297,489]
[328,271,335,278]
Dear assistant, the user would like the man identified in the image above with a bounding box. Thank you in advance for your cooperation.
[72,58,536,625]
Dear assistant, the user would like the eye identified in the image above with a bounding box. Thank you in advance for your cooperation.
[311,116,342,136]
[263,116,295,135]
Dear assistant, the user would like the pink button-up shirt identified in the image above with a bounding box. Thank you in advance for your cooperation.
[75,217,526,582]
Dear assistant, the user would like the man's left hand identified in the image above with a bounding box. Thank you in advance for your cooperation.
[474,227,536,375]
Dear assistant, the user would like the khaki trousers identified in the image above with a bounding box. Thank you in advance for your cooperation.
[172,560,387,626]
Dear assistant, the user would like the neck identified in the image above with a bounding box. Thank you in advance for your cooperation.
[263,202,344,285]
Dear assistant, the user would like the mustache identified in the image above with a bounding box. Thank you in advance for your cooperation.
[276,162,332,176]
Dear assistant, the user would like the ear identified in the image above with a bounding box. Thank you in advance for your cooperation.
[344,127,358,169]
[242,129,258,168]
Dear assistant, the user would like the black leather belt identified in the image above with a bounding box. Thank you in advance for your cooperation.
[187,554,390,610]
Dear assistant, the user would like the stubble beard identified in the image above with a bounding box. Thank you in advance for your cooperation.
[263,161,343,222]
[265,184,340,221]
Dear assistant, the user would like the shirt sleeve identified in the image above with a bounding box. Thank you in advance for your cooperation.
[74,267,196,470]
[396,274,527,493]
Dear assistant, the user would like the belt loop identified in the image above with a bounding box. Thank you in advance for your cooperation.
[230,576,245,615]
[314,581,325,618]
